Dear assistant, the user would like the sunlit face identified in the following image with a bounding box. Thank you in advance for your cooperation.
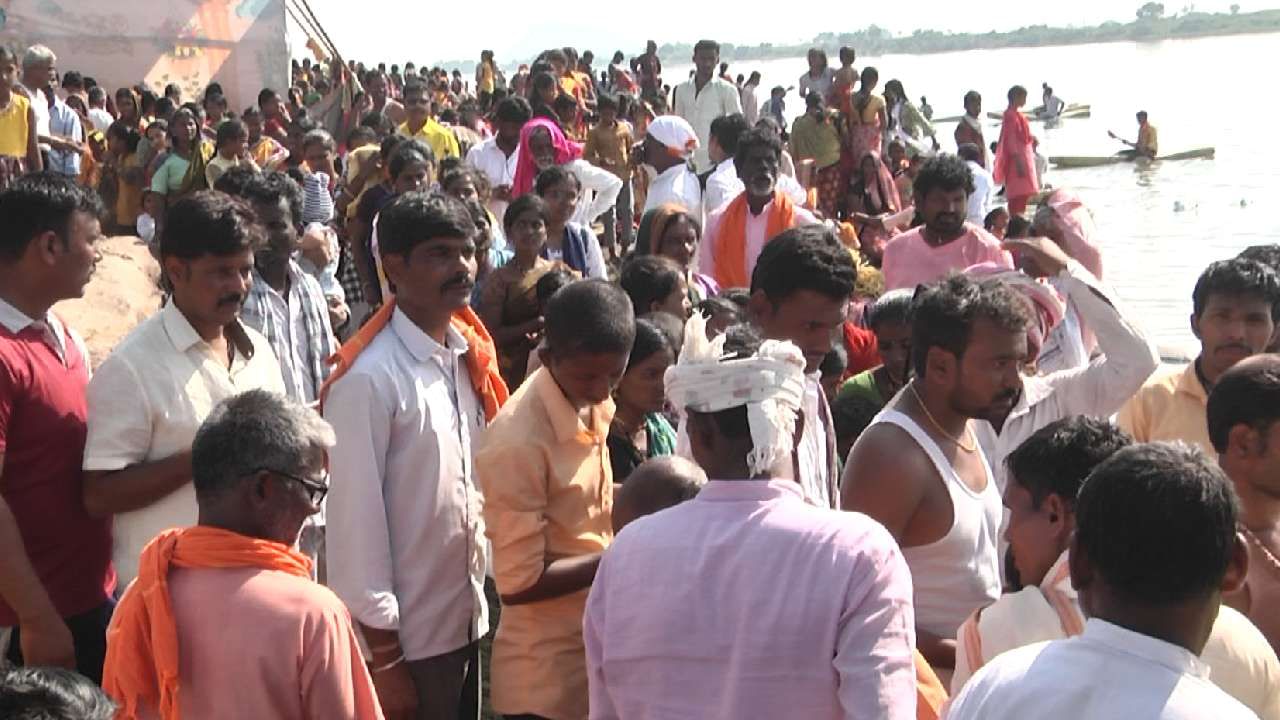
[987,211,1010,240]
[251,196,300,263]
[382,234,477,315]
[946,318,1027,423]
[165,249,255,329]
[393,160,432,194]
[653,274,691,318]
[692,47,719,80]
[658,215,698,269]
[1002,480,1068,588]
[529,128,557,170]
[446,176,479,205]
[545,349,631,407]
[1192,293,1276,380]
[507,208,547,259]
[736,144,779,200]
[48,210,103,299]
[615,346,675,416]
[403,90,429,123]
[753,288,848,374]
[540,177,580,225]
[918,186,969,235]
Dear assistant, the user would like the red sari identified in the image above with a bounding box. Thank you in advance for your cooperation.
[993,107,1040,211]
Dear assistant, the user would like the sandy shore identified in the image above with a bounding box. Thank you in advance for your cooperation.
[56,235,162,369]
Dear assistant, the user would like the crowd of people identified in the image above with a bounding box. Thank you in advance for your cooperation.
[0,33,1279,720]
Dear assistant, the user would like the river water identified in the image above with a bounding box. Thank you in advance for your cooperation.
[667,32,1280,355]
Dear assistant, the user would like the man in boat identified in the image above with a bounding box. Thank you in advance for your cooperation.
[1111,111,1158,159]
[1040,84,1065,120]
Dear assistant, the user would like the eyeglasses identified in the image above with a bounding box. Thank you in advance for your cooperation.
[251,467,329,506]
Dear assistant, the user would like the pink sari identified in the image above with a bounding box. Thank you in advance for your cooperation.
[851,150,903,265]
[993,107,1040,200]
[511,118,584,198]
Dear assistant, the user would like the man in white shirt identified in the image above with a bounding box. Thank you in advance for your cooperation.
[701,127,817,289]
[947,442,1258,720]
[86,87,114,133]
[740,71,761,126]
[641,115,702,221]
[959,143,995,226]
[325,192,489,720]
[704,113,807,216]
[671,39,743,173]
[82,192,286,589]
[465,96,528,224]
[20,46,79,163]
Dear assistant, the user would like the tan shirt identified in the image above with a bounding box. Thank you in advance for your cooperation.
[1116,363,1211,455]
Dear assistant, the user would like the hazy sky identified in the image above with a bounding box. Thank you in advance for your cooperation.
[304,0,1249,66]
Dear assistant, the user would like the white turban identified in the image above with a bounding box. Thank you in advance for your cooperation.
[665,312,807,477]
[646,115,699,158]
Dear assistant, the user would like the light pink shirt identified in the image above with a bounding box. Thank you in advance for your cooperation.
[584,479,917,719]
[881,222,1012,291]
[699,198,818,280]
[146,566,383,720]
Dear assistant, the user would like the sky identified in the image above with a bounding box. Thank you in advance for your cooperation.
[302,0,1250,67]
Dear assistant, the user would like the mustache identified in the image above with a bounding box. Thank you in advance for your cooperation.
[1216,343,1252,353]
[442,273,474,290]
[217,293,244,308]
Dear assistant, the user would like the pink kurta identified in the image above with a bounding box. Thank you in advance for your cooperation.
[993,108,1040,200]
[881,223,1013,291]
[584,479,918,719]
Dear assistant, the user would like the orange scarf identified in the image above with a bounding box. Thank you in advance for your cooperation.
[102,527,312,720]
[711,190,795,288]
[914,649,948,719]
[320,301,509,421]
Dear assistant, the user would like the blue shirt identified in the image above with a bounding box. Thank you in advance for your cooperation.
[46,99,83,177]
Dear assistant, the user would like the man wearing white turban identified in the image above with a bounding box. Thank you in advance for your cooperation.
[640,114,703,221]
[583,312,918,719]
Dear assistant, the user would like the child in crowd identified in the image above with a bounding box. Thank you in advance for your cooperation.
[610,455,706,534]
[819,344,848,403]
[984,206,1011,240]
[476,278,636,720]
[584,92,634,255]
[619,255,692,319]
[103,121,144,234]
[0,46,41,185]
[694,296,744,339]
[535,165,608,279]
[243,106,289,171]
[204,118,258,189]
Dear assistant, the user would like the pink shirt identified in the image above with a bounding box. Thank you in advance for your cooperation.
[142,566,383,720]
[584,479,917,719]
[881,223,1012,291]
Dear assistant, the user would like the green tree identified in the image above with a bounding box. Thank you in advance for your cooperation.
[1137,2,1166,20]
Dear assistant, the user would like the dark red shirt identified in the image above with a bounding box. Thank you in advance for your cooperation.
[842,322,882,380]
[0,318,114,625]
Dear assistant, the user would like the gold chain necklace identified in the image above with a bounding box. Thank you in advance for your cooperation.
[1241,525,1280,576]
[908,383,977,453]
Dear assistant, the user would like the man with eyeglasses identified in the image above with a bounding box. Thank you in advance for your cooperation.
[102,389,383,719]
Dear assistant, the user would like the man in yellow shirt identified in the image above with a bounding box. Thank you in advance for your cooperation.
[1113,110,1158,159]
[398,81,459,162]
[1118,257,1280,454]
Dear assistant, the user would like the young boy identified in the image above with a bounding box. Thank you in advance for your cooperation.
[583,93,634,255]
[475,278,636,720]
[204,118,258,189]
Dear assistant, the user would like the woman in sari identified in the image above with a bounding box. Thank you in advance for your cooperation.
[479,193,578,388]
[148,108,212,232]
[993,85,1040,216]
[846,66,886,172]
[846,150,907,266]
[607,318,678,483]
[511,116,582,198]
[635,203,719,303]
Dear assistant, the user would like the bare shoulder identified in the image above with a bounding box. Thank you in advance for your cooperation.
[842,420,936,497]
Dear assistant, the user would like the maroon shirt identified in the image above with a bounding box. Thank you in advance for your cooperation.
[0,318,114,625]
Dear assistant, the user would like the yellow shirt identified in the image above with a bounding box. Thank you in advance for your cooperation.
[480,62,496,94]
[114,153,144,227]
[0,93,31,158]
[1138,123,1159,156]
[475,366,614,720]
[398,118,460,162]
[1116,363,1211,455]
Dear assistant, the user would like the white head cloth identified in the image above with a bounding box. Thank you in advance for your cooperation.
[646,115,699,157]
[665,312,807,477]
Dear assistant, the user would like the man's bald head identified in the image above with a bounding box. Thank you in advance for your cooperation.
[612,456,708,534]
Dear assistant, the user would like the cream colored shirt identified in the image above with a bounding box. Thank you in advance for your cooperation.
[672,76,744,173]
[1117,362,1211,455]
[83,302,285,588]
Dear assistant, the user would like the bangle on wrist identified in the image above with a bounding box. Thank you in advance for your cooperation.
[370,654,405,674]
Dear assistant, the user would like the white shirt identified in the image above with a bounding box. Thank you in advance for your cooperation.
[947,619,1261,720]
[974,260,1160,492]
[324,309,489,661]
[672,76,743,172]
[30,86,50,144]
[700,195,818,278]
[798,67,836,101]
[83,302,286,587]
[643,163,703,222]
[703,158,808,216]
[797,373,838,509]
[965,160,996,225]
[466,136,518,223]
[740,84,760,126]
[567,158,622,228]
[88,107,114,133]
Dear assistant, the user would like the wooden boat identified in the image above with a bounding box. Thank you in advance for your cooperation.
[1049,147,1215,168]
[987,104,1091,122]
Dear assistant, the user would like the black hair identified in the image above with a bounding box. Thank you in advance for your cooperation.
[0,665,116,720]
[1192,257,1280,321]
[359,111,392,135]
[866,289,914,332]
[913,153,975,199]
[820,343,847,378]
[87,86,106,104]
[733,126,783,171]
[388,139,435,179]
[534,164,580,196]
[164,82,181,99]
[1008,84,1028,102]
[159,191,263,260]
[204,82,224,100]
[301,128,335,153]
[695,296,744,326]
[1207,354,1280,453]
[345,127,375,150]
[402,80,427,99]
[832,391,883,450]
[1137,110,1148,122]
[241,170,304,229]
[956,143,983,165]
[60,70,83,89]
[596,93,618,112]
[214,118,248,150]
[106,120,142,155]
[1007,416,1133,510]
[535,268,575,309]
[620,255,684,314]
[379,133,408,161]
[963,90,981,107]
[984,206,1010,231]
[1076,442,1239,605]
[495,96,533,124]
[503,193,550,232]
[1238,244,1280,275]
[910,273,1032,378]
[439,108,459,124]
[693,39,721,55]
[0,172,105,262]
[212,165,262,198]
[154,97,176,118]
[720,287,751,310]
[640,310,684,357]
[376,191,473,259]
[628,317,675,369]
[440,165,478,193]
[553,93,578,113]
[750,224,856,304]
[544,278,636,357]
[634,206,701,257]
[710,113,751,157]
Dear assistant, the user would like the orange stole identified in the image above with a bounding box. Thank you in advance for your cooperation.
[711,190,795,288]
[914,649,949,719]
[102,527,313,720]
[320,301,509,421]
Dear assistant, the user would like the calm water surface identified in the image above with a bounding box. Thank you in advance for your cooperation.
[669,33,1280,354]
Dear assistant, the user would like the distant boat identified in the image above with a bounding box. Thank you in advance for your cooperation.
[987,103,1091,122]
[1049,147,1216,168]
